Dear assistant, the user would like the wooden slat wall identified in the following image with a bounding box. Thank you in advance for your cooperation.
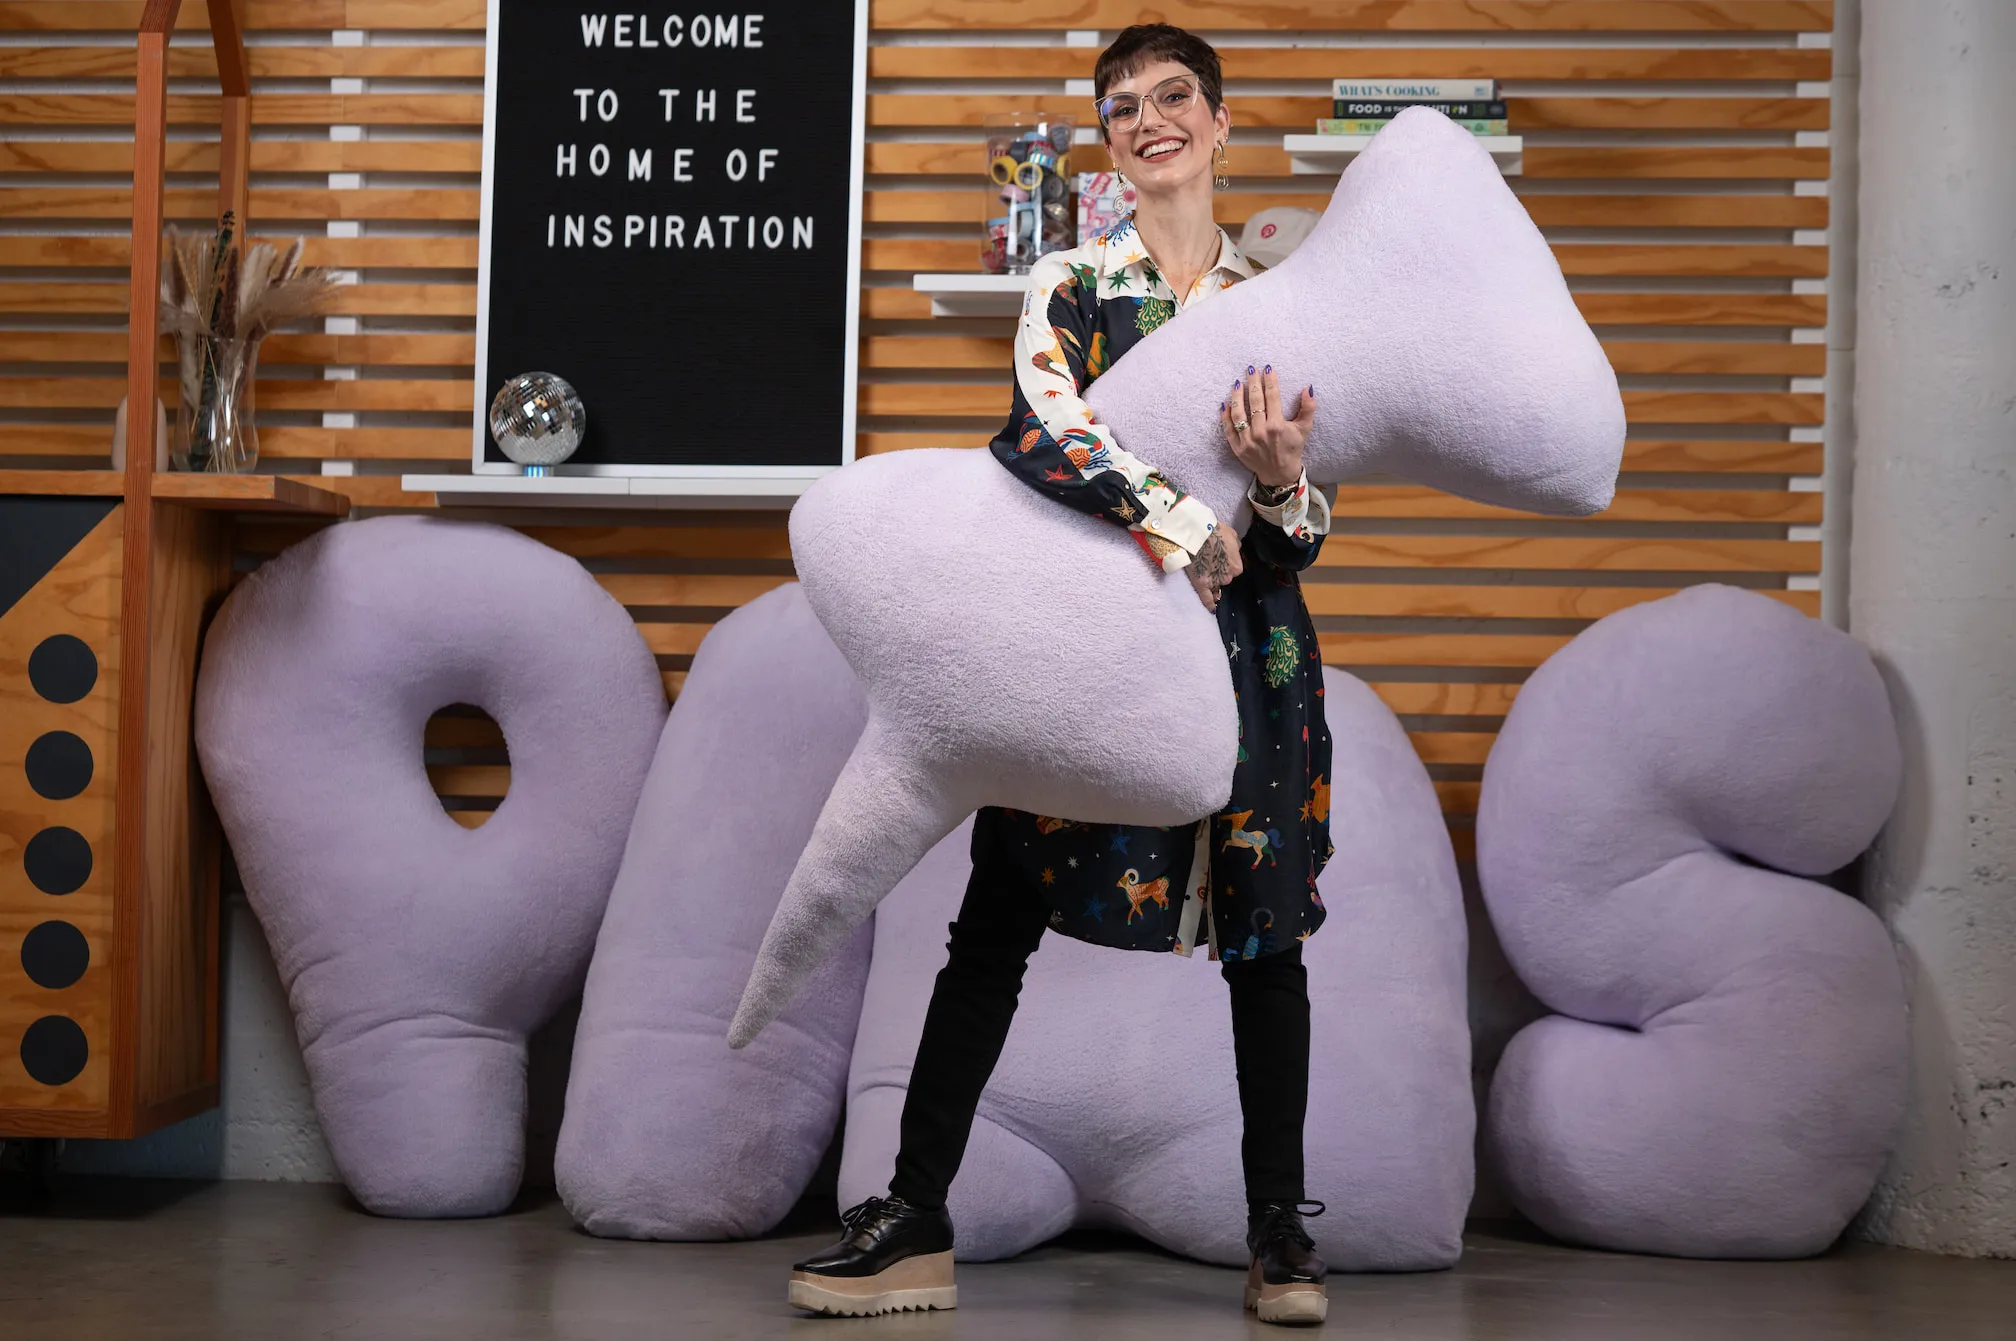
[1,1,1835,843]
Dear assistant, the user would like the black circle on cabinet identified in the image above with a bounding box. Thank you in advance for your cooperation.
[19,1015,89,1087]
[21,921,89,991]
[24,731,92,800]
[27,634,98,704]
[23,826,92,896]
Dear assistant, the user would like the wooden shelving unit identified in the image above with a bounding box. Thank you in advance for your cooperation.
[0,1,345,1141]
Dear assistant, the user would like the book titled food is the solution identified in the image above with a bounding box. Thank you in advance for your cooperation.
[1332,99,1507,120]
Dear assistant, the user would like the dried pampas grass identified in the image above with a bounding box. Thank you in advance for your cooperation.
[160,213,336,344]
[157,212,336,470]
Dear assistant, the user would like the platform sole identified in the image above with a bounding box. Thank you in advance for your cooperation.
[1245,1262,1328,1325]
[788,1250,957,1317]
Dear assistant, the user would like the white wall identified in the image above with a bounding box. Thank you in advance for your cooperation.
[1850,0,2016,1260]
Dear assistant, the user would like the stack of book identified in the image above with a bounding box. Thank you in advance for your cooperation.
[1317,79,1507,138]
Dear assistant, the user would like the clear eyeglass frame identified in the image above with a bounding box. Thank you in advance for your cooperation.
[1094,74,1200,132]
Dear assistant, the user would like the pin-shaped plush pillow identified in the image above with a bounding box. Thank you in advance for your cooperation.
[840,668,1473,1267]
[557,585,875,1238]
[1476,585,1908,1257]
[195,517,665,1217]
[732,106,1625,1045]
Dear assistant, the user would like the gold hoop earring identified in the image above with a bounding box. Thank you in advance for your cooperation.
[1214,140,1230,192]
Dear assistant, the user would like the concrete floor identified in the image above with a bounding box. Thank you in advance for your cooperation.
[2,1180,2013,1340]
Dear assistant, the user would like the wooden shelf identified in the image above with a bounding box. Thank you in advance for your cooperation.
[1283,133,1523,176]
[0,470,125,496]
[402,471,826,510]
[151,473,351,516]
[912,272,1033,318]
[0,470,349,516]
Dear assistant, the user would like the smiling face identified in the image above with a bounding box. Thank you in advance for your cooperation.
[1097,57,1231,197]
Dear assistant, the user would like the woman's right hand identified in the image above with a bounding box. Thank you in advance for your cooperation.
[1186,529,1243,611]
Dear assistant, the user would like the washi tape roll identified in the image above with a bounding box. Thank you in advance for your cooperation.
[990,155,1019,186]
[1014,159,1045,190]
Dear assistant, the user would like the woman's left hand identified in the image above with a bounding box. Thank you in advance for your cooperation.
[1221,367,1315,488]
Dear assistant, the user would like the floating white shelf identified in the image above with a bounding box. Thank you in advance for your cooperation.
[912,272,1032,318]
[401,472,825,509]
[1282,133,1522,176]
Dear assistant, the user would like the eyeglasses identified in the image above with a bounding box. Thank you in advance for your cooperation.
[1094,74,1201,132]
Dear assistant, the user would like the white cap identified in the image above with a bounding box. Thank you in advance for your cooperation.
[1239,206,1320,269]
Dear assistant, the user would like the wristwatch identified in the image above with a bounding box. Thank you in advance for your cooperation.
[1251,478,1299,507]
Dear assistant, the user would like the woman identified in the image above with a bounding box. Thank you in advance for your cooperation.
[788,24,1333,1326]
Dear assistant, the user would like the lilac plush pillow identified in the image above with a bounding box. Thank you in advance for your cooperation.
[195,517,665,1217]
[557,585,875,1238]
[1476,585,1908,1256]
[731,106,1624,1046]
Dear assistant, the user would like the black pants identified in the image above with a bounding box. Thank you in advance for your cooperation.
[888,856,1311,1213]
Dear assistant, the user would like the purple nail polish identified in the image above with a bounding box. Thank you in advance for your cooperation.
[1264,364,1271,372]
[1246,364,1255,374]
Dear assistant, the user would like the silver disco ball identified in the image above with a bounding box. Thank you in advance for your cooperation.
[488,372,585,469]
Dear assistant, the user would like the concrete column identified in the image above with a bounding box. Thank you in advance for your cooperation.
[1851,0,2016,1258]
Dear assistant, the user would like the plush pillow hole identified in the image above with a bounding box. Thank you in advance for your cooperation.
[425,703,509,829]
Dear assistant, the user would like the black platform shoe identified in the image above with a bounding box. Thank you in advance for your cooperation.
[1244,1199,1328,1325]
[787,1195,957,1317]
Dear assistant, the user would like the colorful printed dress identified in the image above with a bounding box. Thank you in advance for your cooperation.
[976,217,1334,962]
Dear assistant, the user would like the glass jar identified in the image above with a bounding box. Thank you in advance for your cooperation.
[981,112,1076,274]
[172,334,260,473]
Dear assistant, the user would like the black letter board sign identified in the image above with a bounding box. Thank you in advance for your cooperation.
[474,2,866,490]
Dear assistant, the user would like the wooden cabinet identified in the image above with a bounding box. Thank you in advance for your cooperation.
[0,471,342,1138]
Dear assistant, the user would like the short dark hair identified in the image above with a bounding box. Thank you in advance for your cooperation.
[1093,23,1223,114]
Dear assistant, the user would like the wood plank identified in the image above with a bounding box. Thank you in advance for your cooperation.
[1524,146,1832,179]
[1621,438,1823,473]
[260,332,477,365]
[151,474,350,515]
[866,142,1831,180]
[1621,390,1824,424]
[861,335,1825,378]
[634,622,718,657]
[320,283,476,317]
[253,379,473,413]
[1366,682,1522,717]
[259,427,469,460]
[1310,536,1819,573]
[523,526,793,561]
[0,93,481,126]
[1320,632,1572,667]
[0,468,123,495]
[0,233,477,272]
[863,189,1827,231]
[854,384,1825,422]
[0,42,487,79]
[0,187,478,221]
[851,434,1826,474]
[1328,486,1822,524]
[865,46,1831,82]
[592,574,794,607]
[869,94,1826,132]
[876,433,1829,476]
[867,2,1833,33]
[862,237,1826,278]
[1299,582,1816,619]
[277,473,436,509]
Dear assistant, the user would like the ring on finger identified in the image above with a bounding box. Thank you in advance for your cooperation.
[1232,418,1249,432]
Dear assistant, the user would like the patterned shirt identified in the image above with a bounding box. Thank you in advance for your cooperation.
[989,217,1330,574]
[977,216,1336,960]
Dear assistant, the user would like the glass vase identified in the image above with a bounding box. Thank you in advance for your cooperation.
[172,334,260,473]
[981,112,1076,275]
